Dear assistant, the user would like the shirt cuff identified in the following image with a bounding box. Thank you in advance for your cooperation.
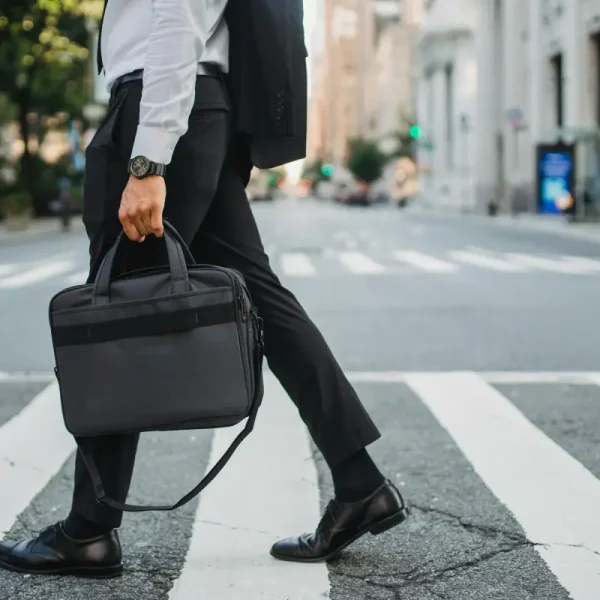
[130,125,180,165]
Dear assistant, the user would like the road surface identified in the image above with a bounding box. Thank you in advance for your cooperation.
[1,199,600,599]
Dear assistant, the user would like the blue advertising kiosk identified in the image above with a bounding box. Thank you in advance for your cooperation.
[536,142,576,215]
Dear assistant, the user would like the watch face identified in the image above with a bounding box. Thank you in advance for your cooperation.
[131,156,150,177]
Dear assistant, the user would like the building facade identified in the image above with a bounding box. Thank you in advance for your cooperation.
[373,0,423,151]
[417,0,600,214]
[313,0,376,165]
[307,0,422,168]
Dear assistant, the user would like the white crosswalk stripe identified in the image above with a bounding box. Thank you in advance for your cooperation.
[338,251,387,274]
[558,256,600,272]
[169,374,328,599]
[64,270,90,286]
[2,371,600,597]
[0,259,76,289]
[393,250,458,272]
[448,250,528,272]
[405,372,600,600]
[2,249,600,289]
[279,253,316,277]
[504,252,596,274]
[0,383,75,541]
[0,264,16,278]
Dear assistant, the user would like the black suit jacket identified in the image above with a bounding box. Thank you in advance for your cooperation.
[225,0,308,169]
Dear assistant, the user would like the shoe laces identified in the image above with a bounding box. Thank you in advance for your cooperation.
[317,499,341,534]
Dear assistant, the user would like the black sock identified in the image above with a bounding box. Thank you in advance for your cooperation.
[63,512,111,539]
[331,449,385,503]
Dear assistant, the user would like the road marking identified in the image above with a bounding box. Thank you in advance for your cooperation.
[0,259,76,288]
[559,256,600,272]
[405,372,600,600]
[169,374,329,600]
[0,383,74,540]
[0,371,56,383]
[0,264,16,277]
[280,253,316,277]
[393,250,458,273]
[64,270,89,286]
[345,371,600,384]
[448,250,528,272]
[338,251,386,274]
[504,253,592,274]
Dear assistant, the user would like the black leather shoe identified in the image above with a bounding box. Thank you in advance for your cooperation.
[270,479,409,563]
[0,522,122,578]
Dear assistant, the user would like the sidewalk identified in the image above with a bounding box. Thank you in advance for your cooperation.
[0,216,85,243]
[409,201,600,244]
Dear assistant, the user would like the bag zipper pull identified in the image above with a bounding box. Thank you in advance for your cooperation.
[238,294,247,320]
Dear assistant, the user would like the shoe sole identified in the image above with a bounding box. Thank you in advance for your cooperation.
[270,506,411,564]
[0,559,123,579]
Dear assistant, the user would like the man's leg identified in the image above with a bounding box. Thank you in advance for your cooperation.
[190,140,410,561]
[0,79,230,577]
[69,82,230,536]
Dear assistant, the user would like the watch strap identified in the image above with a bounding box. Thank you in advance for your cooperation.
[148,162,167,177]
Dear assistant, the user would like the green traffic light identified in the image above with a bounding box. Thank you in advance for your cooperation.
[321,163,334,177]
[409,125,421,139]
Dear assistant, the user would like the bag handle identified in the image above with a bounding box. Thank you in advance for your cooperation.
[75,329,265,513]
[92,221,194,305]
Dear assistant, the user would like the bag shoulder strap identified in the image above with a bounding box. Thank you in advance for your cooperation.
[76,340,264,513]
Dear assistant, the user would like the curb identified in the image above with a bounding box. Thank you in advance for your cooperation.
[408,205,600,245]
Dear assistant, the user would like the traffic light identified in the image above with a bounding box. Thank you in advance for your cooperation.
[409,125,422,139]
[321,163,334,177]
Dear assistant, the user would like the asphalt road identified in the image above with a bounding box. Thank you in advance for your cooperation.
[1,199,600,599]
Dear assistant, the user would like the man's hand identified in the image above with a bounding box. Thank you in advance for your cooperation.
[119,175,166,242]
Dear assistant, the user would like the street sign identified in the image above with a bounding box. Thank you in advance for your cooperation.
[506,107,524,129]
[536,142,576,215]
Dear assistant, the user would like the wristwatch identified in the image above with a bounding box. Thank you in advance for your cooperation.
[128,155,167,179]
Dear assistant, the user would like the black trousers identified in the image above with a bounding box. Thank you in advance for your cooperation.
[76,75,381,529]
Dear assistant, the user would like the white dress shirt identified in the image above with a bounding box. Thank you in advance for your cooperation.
[101,0,229,165]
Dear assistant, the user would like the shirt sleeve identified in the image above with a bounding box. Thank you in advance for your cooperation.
[130,0,202,165]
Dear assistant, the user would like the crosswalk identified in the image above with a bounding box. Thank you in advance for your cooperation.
[276,248,600,278]
[1,370,600,598]
[1,247,600,290]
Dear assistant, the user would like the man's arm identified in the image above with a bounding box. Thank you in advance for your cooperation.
[120,0,201,242]
[131,0,202,165]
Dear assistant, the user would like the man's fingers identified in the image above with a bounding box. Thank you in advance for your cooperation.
[150,209,164,237]
[130,210,149,239]
[121,218,143,242]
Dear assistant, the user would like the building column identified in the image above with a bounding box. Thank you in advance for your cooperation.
[474,0,496,210]
[528,0,543,143]
[431,66,447,181]
[502,0,520,192]
[564,0,583,128]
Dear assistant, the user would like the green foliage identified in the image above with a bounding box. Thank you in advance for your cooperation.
[1,191,33,216]
[0,0,97,117]
[346,138,387,184]
[0,0,101,205]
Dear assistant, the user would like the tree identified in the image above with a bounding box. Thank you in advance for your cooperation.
[346,138,387,186]
[0,0,102,200]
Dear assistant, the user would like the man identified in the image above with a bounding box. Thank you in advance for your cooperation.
[0,0,409,577]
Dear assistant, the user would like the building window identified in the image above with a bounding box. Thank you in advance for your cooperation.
[592,33,600,126]
[550,53,563,127]
[445,63,454,169]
